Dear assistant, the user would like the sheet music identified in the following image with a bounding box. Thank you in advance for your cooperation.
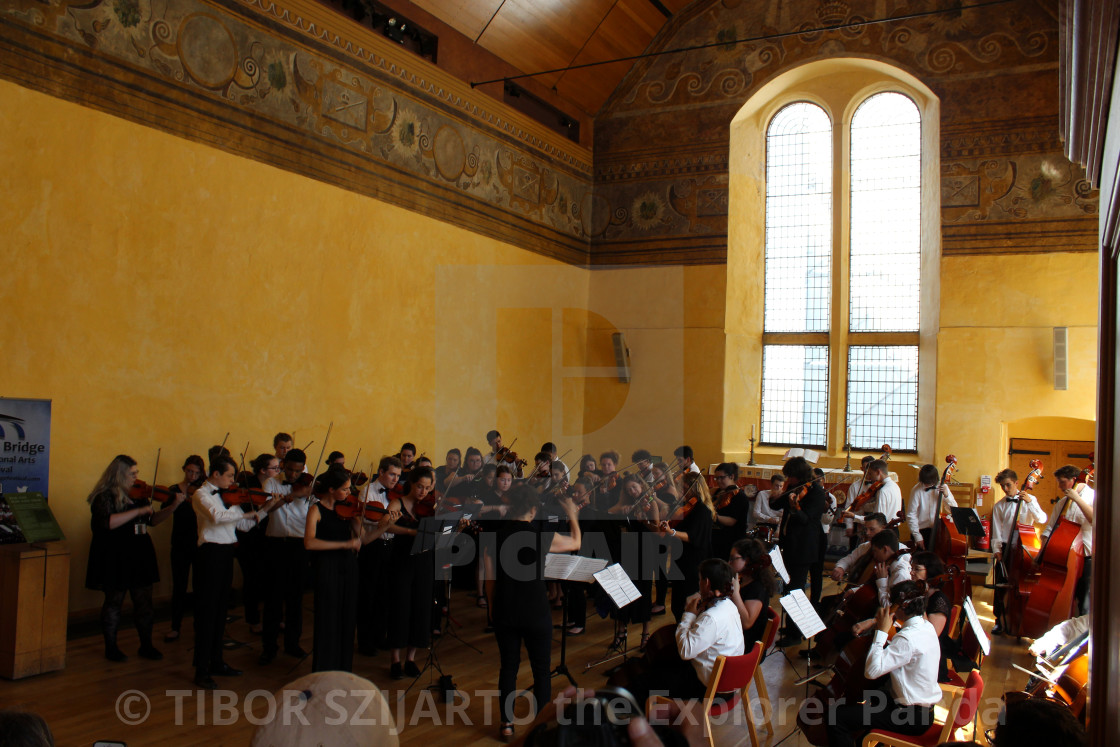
[779,588,826,638]
[769,545,791,584]
[593,563,643,608]
[962,597,991,656]
[544,553,608,582]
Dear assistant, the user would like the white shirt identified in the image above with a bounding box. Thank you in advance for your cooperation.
[676,597,746,686]
[263,476,310,539]
[821,492,837,533]
[875,553,912,607]
[876,478,903,524]
[752,489,784,524]
[687,462,702,475]
[906,484,958,538]
[990,493,1047,553]
[193,481,262,546]
[361,481,395,540]
[835,541,872,575]
[865,616,942,706]
[1043,485,1094,555]
[1029,614,1090,657]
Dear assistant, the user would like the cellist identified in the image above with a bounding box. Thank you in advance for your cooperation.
[1042,465,1095,615]
[990,468,1046,635]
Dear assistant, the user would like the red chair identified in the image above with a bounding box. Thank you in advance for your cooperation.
[862,670,984,746]
[648,641,764,747]
[749,606,779,733]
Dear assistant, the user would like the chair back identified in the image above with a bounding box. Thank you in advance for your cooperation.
[946,604,962,640]
[761,606,779,651]
[711,642,763,695]
[953,670,984,728]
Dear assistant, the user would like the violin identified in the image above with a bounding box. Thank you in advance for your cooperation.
[334,496,389,521]
[494,444,527,469]
[219,485,272,508]
[129,480,176,503]
[284,472,315,489]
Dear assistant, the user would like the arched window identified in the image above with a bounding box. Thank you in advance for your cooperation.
[761,91,922,451]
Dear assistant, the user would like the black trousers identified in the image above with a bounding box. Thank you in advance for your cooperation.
[193,543,235,674]
[919,528,934,550]
[993,556,1008,620]
[168,542,194,633]
[809,531,828,605]
[235,527,267,626]
[827,691,933,747]
[101,586,154,651]
[388,550,435,649]
[563,581,586,628]
[495,619,553,723]
[1075,555,1092,616]
[262,536,306,653]
[357,540,391,647]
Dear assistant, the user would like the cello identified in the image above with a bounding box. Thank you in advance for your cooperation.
[928,455,971,604]
[1015,461,1090,636]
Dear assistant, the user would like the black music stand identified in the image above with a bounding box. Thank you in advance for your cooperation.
[949,507,986,537]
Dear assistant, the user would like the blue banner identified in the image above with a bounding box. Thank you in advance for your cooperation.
[0,398,51,500]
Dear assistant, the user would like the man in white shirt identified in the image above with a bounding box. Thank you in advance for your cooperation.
[906,464,958,550]
[1042,464,1095,615]
[192,455,279,689]
[260,449,313,664]
[751,473,785,532]
[826,581,942,747]
[673,445,703,475]
[356,455,402,655]
[830,513,889,583]
[843,459,902,526]
[638,558,745,703]
[869,530,912,608]
[990,468,1048,634]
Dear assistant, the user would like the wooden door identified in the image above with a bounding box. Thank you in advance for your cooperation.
[1008,438,1095,502]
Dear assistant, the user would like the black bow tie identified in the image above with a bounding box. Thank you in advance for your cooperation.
[1005,497,1020,504]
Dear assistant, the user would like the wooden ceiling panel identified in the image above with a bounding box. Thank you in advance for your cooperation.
[407,0,506,41]
[478,0,616,84]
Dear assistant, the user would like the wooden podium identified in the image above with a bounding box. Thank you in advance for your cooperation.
[0,542,69,679]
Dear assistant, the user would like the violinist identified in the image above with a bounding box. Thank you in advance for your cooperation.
[191,455,281,689]
[728,537,778,646]
[434,448,461,492]
[751,473,785,535]
[484,429,504,465]
[272,432,293,462]
[385,465,439,680]
[577,453,597,479]
[161,454,205,643]
[842,459,901,528]
[673,444,703,474]
[632,449,654,484]
[476,465,516,609]
[355,455,402,657]
[304,464,398,673]
[233,453,274,637]
[260,450,312,664]
[396,442,417,471]
[905,464,958,550]
[843,455,876,548]
[526,451,553,489]
[562,477,598,636]
[326,450,346,466]
[648,461,678,616]
[711,462,750,561]
[606,474,662,651]
[597,450,624,505]
[990,468,1047,634]
[825,581,942,747]
[85,454,173,662]
[659,472,714,622]
[541,441,569,478]
[772,456,827,647]
[445,447,485,507]
[1042,464,1095,615]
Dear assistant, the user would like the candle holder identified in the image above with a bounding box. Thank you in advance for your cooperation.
[747,435,757,466]
[844,440,852,472]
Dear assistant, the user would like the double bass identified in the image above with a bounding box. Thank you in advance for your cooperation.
[929,455,971,604]
[1001,460,1046,637]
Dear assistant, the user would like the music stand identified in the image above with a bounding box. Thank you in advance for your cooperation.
[949,507,986,537]
[772,589,827,747]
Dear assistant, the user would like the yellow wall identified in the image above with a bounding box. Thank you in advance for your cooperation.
[0,78,587,612]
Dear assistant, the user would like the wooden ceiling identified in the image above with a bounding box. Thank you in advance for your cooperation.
[407,0,694,115]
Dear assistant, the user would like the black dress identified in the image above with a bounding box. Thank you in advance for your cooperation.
[670,502,713,621]
[713,490,750,561]
[161,484,197,633]
[85,491,159,592]
[388,500,435,649]
[739,577,771,646]
[311,503,358,672]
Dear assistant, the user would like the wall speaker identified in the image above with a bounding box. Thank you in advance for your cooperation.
[1053,326,1068,391]
[612,332,631,383]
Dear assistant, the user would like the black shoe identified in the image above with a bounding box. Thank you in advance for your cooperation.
[258,648,278,666]
[138,645,163,661]
[105,646,128,662]
[195,673,217,690]
[212,663,243,677]
[164,630,180,643]
[284,645,309,658]
[991,624,1004,636]
[390,662,404,680]
[404,660,421,677]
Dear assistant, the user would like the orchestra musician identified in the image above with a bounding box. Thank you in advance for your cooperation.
[577,453,597,478]
[632,449,654,484]
[841,459,901,529]
[751,473,785,536]
[843,455,876,548]
[606,474,663,650]
[906,464,958,550]
[85,454,175,662]
[829,513,890,583]
[191,455,280,689]
[385,465,438,680]
[483,484,581,742]
[356,456,402,656]
[908,551,956,682]
[304,464,398,673]
[711,462,751,561]
[259,450,312,665]
[660,472,714,622]
[272,432,293,462]
[434,448,461,492]
[772,457,827,647]
[990,468,1047,635]
[1042,465,1095,615]
[160,454,205,643]
[810,467,838,606]
[824,581,942,747]
[673,444,703,474]
[728,537,779,646]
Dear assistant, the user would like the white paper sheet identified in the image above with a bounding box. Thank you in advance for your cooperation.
[544,553,609,582]
[769,545,791,584]
[963,596,991,656]
[593,563,643,608]
[779,588,826,638]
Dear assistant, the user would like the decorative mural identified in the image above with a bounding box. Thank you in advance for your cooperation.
[591,0,1098,262]
[0,0,594,262]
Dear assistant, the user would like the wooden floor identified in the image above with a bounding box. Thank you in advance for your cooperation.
[1,579,1037,746]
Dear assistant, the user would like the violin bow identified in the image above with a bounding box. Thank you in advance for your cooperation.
[144,447,162,524]
[304,422,333,502]
[217,432,230,456]
[237,442,250,486]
